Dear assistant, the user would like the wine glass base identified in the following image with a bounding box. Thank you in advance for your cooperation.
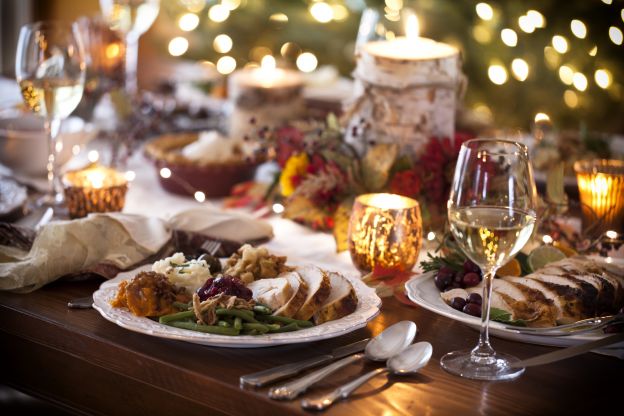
[440,350,525,381]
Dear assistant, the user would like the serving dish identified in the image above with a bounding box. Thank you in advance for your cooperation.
[405,269,624,351]
[93,265,381,348]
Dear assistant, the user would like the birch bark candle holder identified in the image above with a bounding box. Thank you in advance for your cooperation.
[344,14,461,157]
[228,56,304,140]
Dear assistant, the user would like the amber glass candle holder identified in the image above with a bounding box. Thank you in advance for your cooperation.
[574,159,624,233]
[348,193,423,273]
[63,165,128,219]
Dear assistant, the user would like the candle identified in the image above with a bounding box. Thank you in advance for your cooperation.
[574,159,624,233]
[228,55,304,139]
[346,12,461,156]
[348,193,423,273]
[63,164,128,218]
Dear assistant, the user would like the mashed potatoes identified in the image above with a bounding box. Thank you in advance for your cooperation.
[152,252,211,293]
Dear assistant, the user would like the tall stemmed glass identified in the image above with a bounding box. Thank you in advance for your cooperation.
[441,139,537,380]
[16,21,86,207]
[99,0,160,95]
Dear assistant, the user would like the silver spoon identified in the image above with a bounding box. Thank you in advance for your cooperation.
[301,341,433,411]
[268,320,417,400]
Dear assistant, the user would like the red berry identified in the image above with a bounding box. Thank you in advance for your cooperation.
[463,303,482,317]
[462,272,481,287]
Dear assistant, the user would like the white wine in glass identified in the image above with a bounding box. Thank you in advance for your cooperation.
[441,139,537,381]
[99,0,160,95]
[16,21,86,207]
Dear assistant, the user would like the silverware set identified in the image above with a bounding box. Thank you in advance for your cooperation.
[241,321,433,411]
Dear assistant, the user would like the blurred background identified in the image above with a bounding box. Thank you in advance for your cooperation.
[1,0,623,131]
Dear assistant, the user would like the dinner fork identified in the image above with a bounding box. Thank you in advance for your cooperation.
[199,239,222,257]
[502,313,624,337]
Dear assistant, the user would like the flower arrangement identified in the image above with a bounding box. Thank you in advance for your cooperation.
[234,114,474,251]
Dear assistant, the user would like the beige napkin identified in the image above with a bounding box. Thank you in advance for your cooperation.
[0,207,273,293]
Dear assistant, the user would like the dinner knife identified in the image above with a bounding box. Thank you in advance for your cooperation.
[239,338,370,387]
[510,332,624,368]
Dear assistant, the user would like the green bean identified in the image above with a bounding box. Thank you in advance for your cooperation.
[259,315,313,328]
[234,317,243,330]
[216,308,258,323]
[218,320,231,328]
[167,321,240,336]
[242,323,270,334]
[158,310,195,324]
[173,301,191,310]
[269,322,300,333]
[243,329,259,335]
[253,305,272,315]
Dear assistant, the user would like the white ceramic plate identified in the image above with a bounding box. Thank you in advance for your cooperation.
[93,266,381,348]
[405,270,624,351]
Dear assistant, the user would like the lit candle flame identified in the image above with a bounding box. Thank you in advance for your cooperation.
[405,13,420,40]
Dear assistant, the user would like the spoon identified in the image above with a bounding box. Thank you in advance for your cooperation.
[301,341,433,411]
[268,320,417,400]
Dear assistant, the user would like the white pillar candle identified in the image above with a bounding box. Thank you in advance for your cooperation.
[345,16,461,157]
[228,56,304,139]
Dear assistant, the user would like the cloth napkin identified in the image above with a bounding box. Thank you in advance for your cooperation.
[0,206,273,293]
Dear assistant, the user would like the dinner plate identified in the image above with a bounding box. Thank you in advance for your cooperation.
[93,265,381,348]
[405,271,624,350]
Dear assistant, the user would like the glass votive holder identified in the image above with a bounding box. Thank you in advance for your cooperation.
[348,193,423,273]
[63,164,128,219]
[574,159,624,233]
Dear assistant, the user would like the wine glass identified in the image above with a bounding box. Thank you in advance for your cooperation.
[99,0,160,95]
[16,21,86,207]
[441,139,537,381]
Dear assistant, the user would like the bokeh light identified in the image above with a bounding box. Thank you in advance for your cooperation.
[216,55,237,74]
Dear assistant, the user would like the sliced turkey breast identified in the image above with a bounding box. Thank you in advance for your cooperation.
[247,276,294,311]
[313,272,358,325]
[272,271,308,318]
[293,265,331,321]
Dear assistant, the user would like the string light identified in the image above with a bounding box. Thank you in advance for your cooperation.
[570,20,587,38]
[216,56,236,74]
[558,65,574,85]
[269,13,288,22]
[194,191,206,202]
[589,45,598,56]
[208,4,230,22]
[72,144,81,155]
[168,37,189,56]
[213,34,233,53]
[426,231,436,241]
[488,64,508,85]
[552,35,568,53]
[310,2,333,23]
[543,46,560,68]
[476,3,494,21]
[88,150,99,163]
[601,0,612,4]
[606,230,618,239]
[534,112,550,122]
[473,25,492,43]
[526,10,545,28]
[178,13,199,31]
[595,69,612,89]
[542,234,553,244]
[511,58,529,81]
[159,167,171,178]
[573,72,588,91]
[501,28,518,47]
[125,170,136,182]
[609,26,623,45]
[272,203,285,214]
[332,5,349,21]
[518,15,536,33]
[296,52,318,72]
[564,89,579,108]
[221,0,241,11]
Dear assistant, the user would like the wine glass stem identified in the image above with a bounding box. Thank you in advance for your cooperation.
[124,34,139,95]
[471,269,497,364]
[44,118,64,204]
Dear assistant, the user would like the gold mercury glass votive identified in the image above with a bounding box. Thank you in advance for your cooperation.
[63,165,128,219]
[574,159,624,233]
[348,193,423,273]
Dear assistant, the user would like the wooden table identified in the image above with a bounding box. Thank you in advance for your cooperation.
[0,277,620,416]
